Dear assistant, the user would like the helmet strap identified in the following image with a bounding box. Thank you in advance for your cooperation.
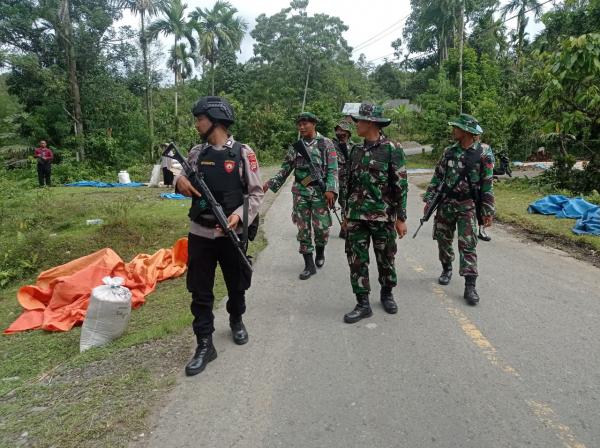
[200,121,218,143]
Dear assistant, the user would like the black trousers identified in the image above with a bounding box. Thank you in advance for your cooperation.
[162,167,174,186]
[187,233,246,337]
[37,163,51,186]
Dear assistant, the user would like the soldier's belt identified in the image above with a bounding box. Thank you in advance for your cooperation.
[296,175,318,187]
[446,190,473,201]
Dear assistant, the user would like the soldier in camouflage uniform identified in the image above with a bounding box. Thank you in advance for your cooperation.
[332,120,353,239]
[343,102,408,324]
[263,112,338,280]
[423,113,495,306]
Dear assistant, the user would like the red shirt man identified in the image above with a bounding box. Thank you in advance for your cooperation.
[34,140,54,164]
[34,140,53,186]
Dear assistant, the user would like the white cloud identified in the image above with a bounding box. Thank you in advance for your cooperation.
[117,0,551,73]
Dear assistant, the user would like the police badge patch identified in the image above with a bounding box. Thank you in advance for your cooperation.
[224,160,236,173]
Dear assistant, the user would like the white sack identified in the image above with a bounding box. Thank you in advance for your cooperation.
[80,276,132,352]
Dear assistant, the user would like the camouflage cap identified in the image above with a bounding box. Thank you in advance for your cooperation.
[448,113,482,135]
[350,102,391,127]
[334,120,353,134]
[296,112,319,123]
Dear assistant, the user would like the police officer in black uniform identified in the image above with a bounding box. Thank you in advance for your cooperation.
[175,96,264,377]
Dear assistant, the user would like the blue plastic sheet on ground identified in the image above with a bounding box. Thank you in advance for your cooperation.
[160,193,189,200]
[573,208,600,235]
[528,195,600,236]
[527,195,570,215]
[556,198,599,219]
[65,181,145,188]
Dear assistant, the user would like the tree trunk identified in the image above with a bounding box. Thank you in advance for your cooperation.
[174,37,178,135]
[211,60,215,96]
[59,0,84,159]
[141,11,154,158]
[458,0,464,113]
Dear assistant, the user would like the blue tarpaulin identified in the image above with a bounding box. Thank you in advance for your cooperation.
[528,195,600,236]
[160,193,189,200]
[527,195,570,215]
[65,181,145,188]
[573,208,600,236]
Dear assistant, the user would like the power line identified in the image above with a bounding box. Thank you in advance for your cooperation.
[366,52,396,64]
[363,0,556,65]
[351,14,410,54]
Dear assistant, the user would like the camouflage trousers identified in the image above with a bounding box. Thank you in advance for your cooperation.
[338,184,347,220]
[345,220,397,295]
[292,193,332,254]
[433,202,478,276]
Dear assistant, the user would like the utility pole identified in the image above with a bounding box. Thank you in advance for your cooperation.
[301,63,311,113]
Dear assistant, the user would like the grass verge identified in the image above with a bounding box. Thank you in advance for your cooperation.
[493,179,599,264]
[406,152,436,170]
[0,182,268,448]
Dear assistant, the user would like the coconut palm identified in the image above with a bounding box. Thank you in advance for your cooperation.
[189,0,247,95]
[118,0,163,154]
[168,41,197,85]
[500,0,543,60]
[147,0,196,126]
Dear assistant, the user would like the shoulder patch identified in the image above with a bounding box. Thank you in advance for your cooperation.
[247,151,258,172]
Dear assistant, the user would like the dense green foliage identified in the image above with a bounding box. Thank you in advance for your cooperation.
[0,0,598,192]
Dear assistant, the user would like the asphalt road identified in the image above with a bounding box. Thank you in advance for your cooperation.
[138,178,600,448]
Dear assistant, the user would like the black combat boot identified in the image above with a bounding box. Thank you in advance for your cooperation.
[229,317,248,345]
[315,246,325,268]
[464,275,480,306]
[438,263,453,285]
[299,253,317,280]
[185,335,217,376]
[380,287,398,314]
[344,295,373,324]
[478,225,491,242]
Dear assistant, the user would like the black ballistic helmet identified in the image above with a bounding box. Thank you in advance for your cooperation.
[191,96,235,127]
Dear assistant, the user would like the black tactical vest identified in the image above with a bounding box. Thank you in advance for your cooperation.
[189,142,244,221]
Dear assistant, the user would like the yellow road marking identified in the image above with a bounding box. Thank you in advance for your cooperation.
[431,285,520,377]
[405,261,588,447]
[527,400,587,448]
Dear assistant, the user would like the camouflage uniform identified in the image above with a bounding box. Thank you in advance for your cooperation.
[345,136,408,295]
[332,121,353,220]
[424,141,495,276]
[267,133,338,254]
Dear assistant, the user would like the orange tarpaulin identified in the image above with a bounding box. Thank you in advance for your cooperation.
[4,238,188,334]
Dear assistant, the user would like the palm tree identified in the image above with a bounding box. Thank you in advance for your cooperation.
[189,0,247,95]
[147,0,196,128]
[168,41,197,85]
[118,0,163,153]
[500,0,543,61]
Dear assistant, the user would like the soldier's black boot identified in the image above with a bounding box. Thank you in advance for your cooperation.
[299,253,317,280]
[478,225,491,242]
[315,246,325,268]
[464,275,480,306]
[185,335,217,376]
[380,287,398,314]
[438,263,453,285]
[230,317,248,345]
[344,295,373,324]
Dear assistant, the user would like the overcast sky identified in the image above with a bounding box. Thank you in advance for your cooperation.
[117,0,550,69]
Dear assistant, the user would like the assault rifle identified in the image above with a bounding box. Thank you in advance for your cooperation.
[163,143,253,276]
[293,139,342,226]
[413,146,484,238]
[412,182,446,238]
